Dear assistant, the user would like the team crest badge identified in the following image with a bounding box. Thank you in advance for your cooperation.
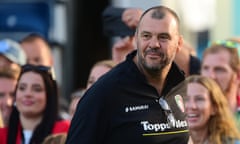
[175,94,185,112]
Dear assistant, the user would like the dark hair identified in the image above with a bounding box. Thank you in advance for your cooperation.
[136,5,180,33]
[7,64,59,144]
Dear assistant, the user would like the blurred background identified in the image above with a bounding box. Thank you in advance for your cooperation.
[0,0,239,102]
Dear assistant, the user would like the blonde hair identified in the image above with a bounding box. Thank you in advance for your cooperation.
[0,110,4,128]
[92,59,116,69]
[185,75,240,144]
[87,59,117,89]
[0,66,20,80]
[203,43,240,73]
[41,133,67,144]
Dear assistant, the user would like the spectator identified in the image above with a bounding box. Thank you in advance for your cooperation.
[0,39,26,70]
[0,64,70,144]
[20,33,53,67]
[86,59,116,89]
[0,38,25,128]
[226,37,240,112]
[20,33,69,119]
[68,88,86,120]
[68,60,116,120]
[184,75,240,144]
[0,67,20,127]
[66,6,189,144]
[201,40,240,113]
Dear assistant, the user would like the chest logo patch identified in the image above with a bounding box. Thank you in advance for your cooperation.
[175,94,185,113]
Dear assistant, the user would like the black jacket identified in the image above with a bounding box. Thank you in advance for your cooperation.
[66,50,189,144]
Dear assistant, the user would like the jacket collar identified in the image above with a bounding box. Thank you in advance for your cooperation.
[127,50,185,95]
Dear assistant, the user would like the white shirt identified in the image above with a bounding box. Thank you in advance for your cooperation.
[23,130,33,144]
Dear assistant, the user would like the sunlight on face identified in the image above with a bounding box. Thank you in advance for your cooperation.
[136,11,181,74]
[201,50,234,92]
[185,82,215,130]
[21,39,52,66]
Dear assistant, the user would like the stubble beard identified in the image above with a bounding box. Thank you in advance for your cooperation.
[138,49,171,77]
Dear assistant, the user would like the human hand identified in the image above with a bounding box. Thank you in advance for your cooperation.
[122,8,143,29]
[112,36,136,64]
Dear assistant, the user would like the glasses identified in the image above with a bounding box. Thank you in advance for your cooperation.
[22,64,52,74]
[159,97,176,128]
[210,40,240,56]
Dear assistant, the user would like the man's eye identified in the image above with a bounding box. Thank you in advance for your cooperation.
[141,34,151,40]
[201,65,208,70]
[159,35,170,41]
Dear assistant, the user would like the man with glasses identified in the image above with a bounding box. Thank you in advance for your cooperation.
[66,6,189,144]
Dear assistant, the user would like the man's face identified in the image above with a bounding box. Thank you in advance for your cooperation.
[21,39,52,67]
[201,50,234,91]
[135,12,181,74]
[0,77,17,126]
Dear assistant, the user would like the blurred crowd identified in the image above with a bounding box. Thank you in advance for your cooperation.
[0,2,240,144]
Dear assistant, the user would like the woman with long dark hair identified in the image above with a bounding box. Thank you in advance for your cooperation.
[0,64,70,144]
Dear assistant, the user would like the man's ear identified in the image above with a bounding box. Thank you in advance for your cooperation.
[177,35,183,53]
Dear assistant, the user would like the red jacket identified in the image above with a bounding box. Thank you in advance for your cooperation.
[0,120,70,144]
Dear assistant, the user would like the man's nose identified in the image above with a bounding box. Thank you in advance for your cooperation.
[149,37,160,48]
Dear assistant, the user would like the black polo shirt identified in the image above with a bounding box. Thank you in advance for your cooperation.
[66,50,189,144]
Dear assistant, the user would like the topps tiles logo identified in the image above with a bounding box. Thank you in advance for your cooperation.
[141,120,188,131]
